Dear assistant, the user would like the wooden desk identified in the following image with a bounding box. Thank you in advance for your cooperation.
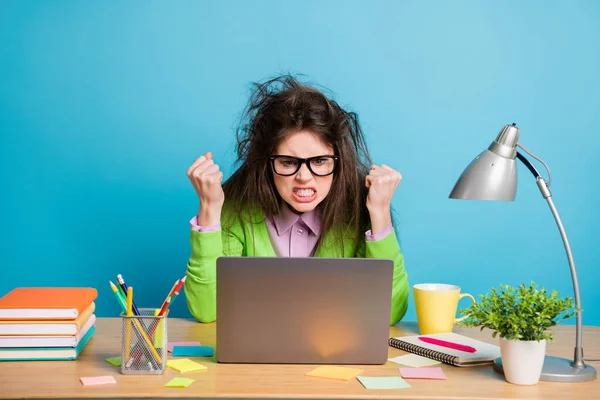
[0,318,598,399]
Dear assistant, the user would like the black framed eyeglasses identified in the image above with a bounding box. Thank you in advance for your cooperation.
[269,155,339,177]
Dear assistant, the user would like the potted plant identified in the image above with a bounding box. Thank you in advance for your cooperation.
[458,282,576,385]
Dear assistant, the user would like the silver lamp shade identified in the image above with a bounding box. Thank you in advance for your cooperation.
[449,124,520,201]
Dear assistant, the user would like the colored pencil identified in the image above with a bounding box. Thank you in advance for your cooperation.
[157,279,179,316]
[117,274,141,316]
[125,287,163,366]
[125,286,133,361]
[109,281,127,312]
[166,276,186,311]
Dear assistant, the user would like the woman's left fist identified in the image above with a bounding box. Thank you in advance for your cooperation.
[365,164,402,212]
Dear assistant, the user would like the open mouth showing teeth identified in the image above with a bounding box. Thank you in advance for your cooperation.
[294,189,315,197]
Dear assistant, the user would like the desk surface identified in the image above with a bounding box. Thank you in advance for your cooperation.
[0,318,598,399]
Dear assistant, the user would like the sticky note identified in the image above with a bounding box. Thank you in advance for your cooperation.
[164,377,195,388]
[305,366,363,381]
[399,367,447,380]
[356,376,411,389]
[80,376,117,386]
[153,309,166,348]
[167,358,207,373]
[172,345,214,357]
[168,341,202,353]
[388,354,441,367]
[105,357,121,367]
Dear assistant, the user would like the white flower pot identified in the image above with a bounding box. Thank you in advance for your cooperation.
[499,337,546,385]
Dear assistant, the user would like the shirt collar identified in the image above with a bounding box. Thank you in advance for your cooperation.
[299,206,321,236]
[272,204,322,236]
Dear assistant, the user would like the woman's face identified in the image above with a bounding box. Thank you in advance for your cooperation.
[271,130,335,213]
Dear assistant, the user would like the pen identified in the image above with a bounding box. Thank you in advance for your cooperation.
[418,336,477,353]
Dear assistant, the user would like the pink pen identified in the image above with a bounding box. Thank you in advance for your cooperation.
[419,336,477,353]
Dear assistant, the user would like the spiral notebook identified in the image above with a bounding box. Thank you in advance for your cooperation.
[388,332,500,367]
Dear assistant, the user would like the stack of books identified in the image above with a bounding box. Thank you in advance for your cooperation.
[0,287,97,360]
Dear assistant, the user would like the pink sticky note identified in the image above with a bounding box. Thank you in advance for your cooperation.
[167,341,202,353]
[80,376,117,386]
[399,367,447,380]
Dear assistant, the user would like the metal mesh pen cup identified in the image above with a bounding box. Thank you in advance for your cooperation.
[120,308,167,374]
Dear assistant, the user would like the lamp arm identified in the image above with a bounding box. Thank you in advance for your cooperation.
[516,151,586,368]
[518,143,553,186]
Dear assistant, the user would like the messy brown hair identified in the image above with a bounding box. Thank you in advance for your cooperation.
[222,74,373,253]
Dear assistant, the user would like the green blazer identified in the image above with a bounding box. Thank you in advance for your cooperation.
[184,208,409,325]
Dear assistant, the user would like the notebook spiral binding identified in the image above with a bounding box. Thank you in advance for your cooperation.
[388,337,459,366]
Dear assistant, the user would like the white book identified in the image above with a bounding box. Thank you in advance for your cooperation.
[0,303,95,335]
[0,315,96,348]
[0,326,95,360]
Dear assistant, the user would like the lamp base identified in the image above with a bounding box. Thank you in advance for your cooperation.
[493,356,597,382]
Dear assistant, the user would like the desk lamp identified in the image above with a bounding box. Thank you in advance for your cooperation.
[448,123,597,382]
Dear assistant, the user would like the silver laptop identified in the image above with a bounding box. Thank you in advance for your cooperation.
[216,256,393,364]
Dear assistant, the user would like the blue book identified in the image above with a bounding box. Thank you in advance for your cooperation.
[0,325,95,361]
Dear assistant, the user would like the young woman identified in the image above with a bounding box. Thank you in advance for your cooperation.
[184,75,409,325]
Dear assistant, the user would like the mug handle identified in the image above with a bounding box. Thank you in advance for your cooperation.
[454,293,476,323]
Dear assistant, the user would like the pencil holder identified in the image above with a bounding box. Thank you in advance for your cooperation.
[120,308,167,375]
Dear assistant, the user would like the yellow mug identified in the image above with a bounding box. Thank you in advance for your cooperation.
[413,283,475,335]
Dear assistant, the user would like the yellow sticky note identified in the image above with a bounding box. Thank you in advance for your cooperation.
[153,308,165,349]
[167,358,207,373]
[105,356,121,367]
[164,377,195,388]
[306,366,363,381]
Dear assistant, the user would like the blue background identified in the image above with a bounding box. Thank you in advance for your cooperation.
[1,1,599,325]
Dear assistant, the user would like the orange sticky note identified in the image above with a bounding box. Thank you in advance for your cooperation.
[306,366,363,380]
[80,376,116,386]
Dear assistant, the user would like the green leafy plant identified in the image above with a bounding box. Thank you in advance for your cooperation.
[458,282,577,341]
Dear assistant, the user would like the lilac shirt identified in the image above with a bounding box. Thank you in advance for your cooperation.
[190,205,392,257]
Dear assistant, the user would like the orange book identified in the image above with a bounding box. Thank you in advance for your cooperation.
[0,287,97,320]
[0,303,96,335]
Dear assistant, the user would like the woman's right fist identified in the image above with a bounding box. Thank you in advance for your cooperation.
[187,152,225,210]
